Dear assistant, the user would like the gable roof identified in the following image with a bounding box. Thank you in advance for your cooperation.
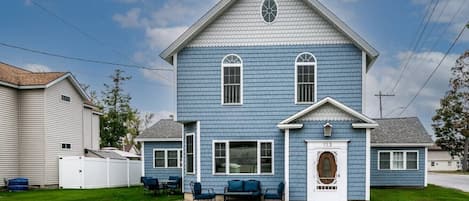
[136,119,183,141]
[371,117,433,146]
[0,61,90,101]
[160,0,379,70]
[278,97,377,129]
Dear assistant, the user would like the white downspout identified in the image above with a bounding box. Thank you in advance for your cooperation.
[284,129,290,201]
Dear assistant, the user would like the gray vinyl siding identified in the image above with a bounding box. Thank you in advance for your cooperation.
[0,86,19,185]
[44,79,85,185]
[83,108,93,149]
[188,0,350,47]
[18,89,46,186]
[371,147,426,187]
[144,141,182,180]
[91,114,100,150]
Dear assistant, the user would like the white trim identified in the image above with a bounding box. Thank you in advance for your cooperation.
[365,128,371,201]
[304,139,350,143]
[372,143,434,147]
[135,138,182,142]
[295,52,317,104]
[196,121,201,182]
[280,97,376,125]
[377,150,419,170]
[221,54,243,105]
[152,148,183,169]
[284,129,290,201]
[141,142,145,177]
[352,123,379,129]
[362,51,366,114]
[186,133,195,174]
[424,147,428,187]
[260,0,279,24]
[277,124,303,130]
[173,53,178,121]
[181,124,185,191]
[212,140,275,175]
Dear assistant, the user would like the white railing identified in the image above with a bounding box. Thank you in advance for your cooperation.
[59,156,141,189]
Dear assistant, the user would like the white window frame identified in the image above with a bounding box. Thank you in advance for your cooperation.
[221,54,243,105]
[295,52,317,104]
[186,133,195,174]
[153,148,182,169]
[259,0,279,24]
[377,150,419,170]
[212,140,274,175]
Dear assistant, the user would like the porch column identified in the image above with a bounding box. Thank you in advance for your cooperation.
[284,129,290,201]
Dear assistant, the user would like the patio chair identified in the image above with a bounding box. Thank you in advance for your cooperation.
[143,177,160,195]
[191,181,216,201]
[167,176,181,194]
[264,182,284,201]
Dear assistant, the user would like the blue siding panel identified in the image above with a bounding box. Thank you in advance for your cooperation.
[371,147,426,187]
[144,141,182,180]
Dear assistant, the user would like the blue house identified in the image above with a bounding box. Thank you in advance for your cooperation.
[156,0,431,201]
[136,119,183,181]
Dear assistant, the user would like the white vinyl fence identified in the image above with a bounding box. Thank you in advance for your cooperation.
[59,156,141,189]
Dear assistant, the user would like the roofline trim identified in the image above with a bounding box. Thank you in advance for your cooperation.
[135,138,182,142]
[371,143,434,147]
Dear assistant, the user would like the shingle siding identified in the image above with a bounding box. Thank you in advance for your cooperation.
[0,86,19,186]
[144,141,182,180]
[371,147,426,187]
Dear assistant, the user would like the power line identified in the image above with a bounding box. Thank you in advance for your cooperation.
[0,41,173,71]
[374,91,395,119]
[388,0,440,93]
[399,23,467,116]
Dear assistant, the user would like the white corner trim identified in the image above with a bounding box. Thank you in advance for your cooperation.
[424,147,428,187]
[371,143,434,147]
[284,129,290,201]
[277,124,303,130]
[352,123,379,129]
[196,121,201,182]
[294,52,317,104]
[135,138,182,142]
[362,51,366,114]
[141,142,145,177]
[365,128,371,201]
[181,124,185,191]
[173,53,178,121]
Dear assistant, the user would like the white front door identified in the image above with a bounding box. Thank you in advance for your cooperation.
[307,140,348,201]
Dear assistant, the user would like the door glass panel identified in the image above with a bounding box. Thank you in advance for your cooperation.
[317,152,337,184]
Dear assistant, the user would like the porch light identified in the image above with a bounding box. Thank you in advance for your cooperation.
[323,123,333,137]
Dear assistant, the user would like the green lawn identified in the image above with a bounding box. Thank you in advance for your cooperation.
[1,185,468,201]
[371,185,469,201]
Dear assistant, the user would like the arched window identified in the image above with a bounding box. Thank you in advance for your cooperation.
[261,0,278,23]
[222,54,243,105]
[295,52,317,103]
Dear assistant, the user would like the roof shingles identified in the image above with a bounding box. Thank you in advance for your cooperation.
[137,119,182,139]
[0,62,66,86]
[371,117,433,144]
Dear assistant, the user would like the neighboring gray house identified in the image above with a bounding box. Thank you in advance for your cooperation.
[428,144,462,171]
[371,117,433,187]
[135,119,183,181]
[0,62,101,187]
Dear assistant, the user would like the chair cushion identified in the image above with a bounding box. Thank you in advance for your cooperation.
[228,180,244,192]
[193,182,202,195]
[277,182,285,195]
[264,193,282,200]
[195,193,216,199]
[244,180,259,192]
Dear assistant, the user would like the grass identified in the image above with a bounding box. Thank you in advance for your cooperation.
[0,186,183,201]
[1,185,468,201]
[371,184,469,201]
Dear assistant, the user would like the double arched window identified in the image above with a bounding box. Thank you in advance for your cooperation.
[222,54,243,105]
[295,52,317,103]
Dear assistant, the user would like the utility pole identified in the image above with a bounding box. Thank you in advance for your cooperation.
[374,91,395,118]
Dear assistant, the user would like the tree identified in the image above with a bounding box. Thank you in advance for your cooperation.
[432,51,469,171]
[100,69,136,148]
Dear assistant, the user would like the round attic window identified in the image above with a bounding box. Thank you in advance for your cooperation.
[261,0,277,23]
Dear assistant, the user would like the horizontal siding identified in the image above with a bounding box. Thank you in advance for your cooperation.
[188,0,350,47]
[45,79,85,185]
[144,141,182,181]
[18,89,45,186]
[91,114,100,150]
[0,86,19,185]
[371,147,426,187]
[290,121,366,201]
[83,108,93,149]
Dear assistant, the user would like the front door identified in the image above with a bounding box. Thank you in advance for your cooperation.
[307,140,348,201]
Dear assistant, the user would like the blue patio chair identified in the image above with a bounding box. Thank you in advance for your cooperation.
[264,182,284,201]
[143,177,160,195]
[191,181,216,201]
[167,176,181,194]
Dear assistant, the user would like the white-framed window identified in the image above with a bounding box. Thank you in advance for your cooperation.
[153,149,182,168]
[186,133,195,174]
[212,140,274,175]
[295,52,317,104]
[61,95,71,102]
[378,151,419,170]
[260,0,278,23]
[221,54,243,105]
[61,143,71,150]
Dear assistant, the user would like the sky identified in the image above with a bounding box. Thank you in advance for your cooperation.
[0,0,468,134]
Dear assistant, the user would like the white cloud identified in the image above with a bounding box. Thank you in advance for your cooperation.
[145,26,187,50]
[113,8,142,28]
[24,64,53,72]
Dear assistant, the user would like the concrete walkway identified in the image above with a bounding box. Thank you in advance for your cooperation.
[428,172,469,192]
